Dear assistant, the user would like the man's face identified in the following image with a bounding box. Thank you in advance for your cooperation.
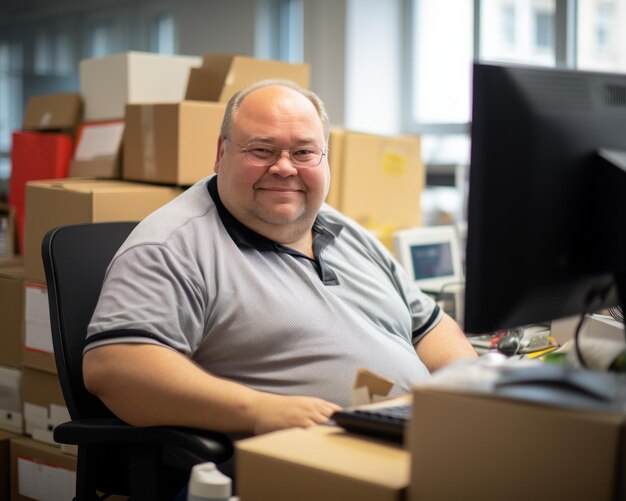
[214,86,329,243]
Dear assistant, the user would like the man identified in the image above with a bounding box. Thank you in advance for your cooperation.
[83,80,476,436]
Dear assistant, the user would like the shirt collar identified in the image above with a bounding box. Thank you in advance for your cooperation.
[207,176,343,256]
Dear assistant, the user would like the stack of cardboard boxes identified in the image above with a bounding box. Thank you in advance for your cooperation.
[0,50,310,500]
[1,49,426,499]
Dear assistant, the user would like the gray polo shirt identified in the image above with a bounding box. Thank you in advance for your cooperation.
[86,175,441,407]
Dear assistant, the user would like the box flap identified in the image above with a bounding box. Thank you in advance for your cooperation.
[220,56,310,102]
[185,54,310,102]
[73,121,124,161]
[22,93,82,131]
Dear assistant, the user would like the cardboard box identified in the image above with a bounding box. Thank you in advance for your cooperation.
[0,366,22,434]
[328,131,424,244]
[80,51,202,121]
[68,120,124,179]
[237,425,409,501]
[9,132,74,253]
[185,54,310,103]
[21,368,68,447]
[0,430,18,501]
[0,204,17,261]
[408,387,626,501]
[325,127,345,209]
[23,178,183,283]
[123,101,225,186]
[22,93,82,133]
[0,264,24,368]
[23,282,55,374]
[10,436,76,501]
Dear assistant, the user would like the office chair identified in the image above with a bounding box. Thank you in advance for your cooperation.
[42,222,233,501]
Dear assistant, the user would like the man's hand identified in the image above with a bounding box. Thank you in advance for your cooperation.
[252,393,342,435]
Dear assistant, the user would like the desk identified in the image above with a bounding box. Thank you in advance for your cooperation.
[236,384,626,501]
[236,425,409,501]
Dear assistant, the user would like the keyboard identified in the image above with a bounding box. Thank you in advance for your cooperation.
[331,403,411,443]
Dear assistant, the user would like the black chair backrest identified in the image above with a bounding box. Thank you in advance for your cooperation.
[42,222,137,420]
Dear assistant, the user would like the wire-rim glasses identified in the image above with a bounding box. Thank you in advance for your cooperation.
[225,137,326,169]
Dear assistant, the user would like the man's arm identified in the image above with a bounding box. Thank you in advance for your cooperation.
[415,313,477,372]
[83,343,341,434]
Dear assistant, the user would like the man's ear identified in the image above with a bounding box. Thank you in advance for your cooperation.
[214,135,226,173]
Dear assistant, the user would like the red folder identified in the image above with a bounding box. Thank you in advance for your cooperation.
[8,131,73,253]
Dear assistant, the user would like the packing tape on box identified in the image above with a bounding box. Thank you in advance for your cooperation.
[140,106,158,178]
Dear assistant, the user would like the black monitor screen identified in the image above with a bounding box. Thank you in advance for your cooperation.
[464,62,626,334]
[411,243,453,281]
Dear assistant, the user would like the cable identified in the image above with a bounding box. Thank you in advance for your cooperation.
[573,293,609,369]
[573,313,589,368]
[608,306,624,323]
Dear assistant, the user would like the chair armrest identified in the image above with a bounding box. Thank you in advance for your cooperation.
[54,418,233,464]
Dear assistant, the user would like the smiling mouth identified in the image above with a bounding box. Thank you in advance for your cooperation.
[258,187,302,193]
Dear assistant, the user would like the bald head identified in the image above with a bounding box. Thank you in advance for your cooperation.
[220,80,330,144]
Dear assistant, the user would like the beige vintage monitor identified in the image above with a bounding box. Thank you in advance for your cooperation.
[392,225,463,293]
[392,225,465,323]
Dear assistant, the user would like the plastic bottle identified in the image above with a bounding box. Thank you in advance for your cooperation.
[186,462,237,501]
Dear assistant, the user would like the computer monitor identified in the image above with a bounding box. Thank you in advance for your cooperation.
[392,225,463,293]
[464,62,626,335]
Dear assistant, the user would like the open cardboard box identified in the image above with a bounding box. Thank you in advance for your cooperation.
[123,54,309,186]
[79,51,202,121]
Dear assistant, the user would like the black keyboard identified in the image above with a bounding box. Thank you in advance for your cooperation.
[331,404,411,443]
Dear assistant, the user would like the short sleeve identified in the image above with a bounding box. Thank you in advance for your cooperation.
[86,243,207,356]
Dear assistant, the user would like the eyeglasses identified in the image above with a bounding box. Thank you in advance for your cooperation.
[225,138,326,169]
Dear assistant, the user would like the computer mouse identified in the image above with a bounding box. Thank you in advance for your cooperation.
[495,335,520,356]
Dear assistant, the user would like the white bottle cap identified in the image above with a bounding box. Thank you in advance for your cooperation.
[188,462,232,500]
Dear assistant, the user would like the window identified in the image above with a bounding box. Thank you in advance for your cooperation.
[534,9,554,51]
[410,0,473,129]
[34,29,74,76]
[480,0,555,66]
[577,0,626,71]
[255,0,304,63]
[279,0,303,62]
[87,21,114,58]
[0,41,23,187]
[151,12,176,54]
[409,0,565,167]
[595,3,612,50]
[54,31,74,76]
[502,4,516,47]
[34,31,53,75]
